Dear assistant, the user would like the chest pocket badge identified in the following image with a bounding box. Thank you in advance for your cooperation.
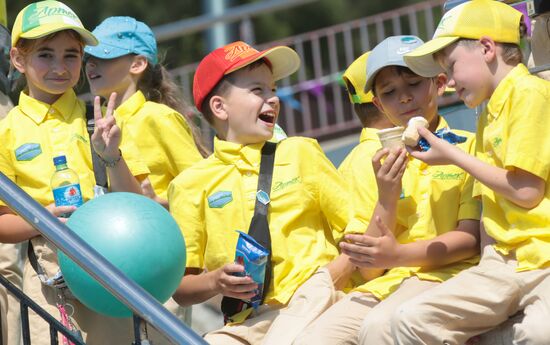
[15,143,42,161]
[208,191,233,208]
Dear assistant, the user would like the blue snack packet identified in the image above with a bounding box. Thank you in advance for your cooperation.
[234,230,269,309]
[419,128,467,151]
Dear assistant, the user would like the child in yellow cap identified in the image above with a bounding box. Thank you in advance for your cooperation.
[2,1,149,344]
[392,1,550,343]
[338,50,393,192]
[169,41,354,344]
[294,35,480,345]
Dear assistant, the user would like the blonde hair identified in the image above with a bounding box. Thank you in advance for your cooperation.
[137,62,210,157]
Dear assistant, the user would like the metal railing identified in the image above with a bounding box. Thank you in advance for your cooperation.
[169,0,444,141]
[0,173,207,345]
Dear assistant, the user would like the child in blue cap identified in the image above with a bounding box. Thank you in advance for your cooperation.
[84,16,205,339]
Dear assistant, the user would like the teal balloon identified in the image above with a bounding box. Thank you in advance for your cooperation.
[58,192,186,318]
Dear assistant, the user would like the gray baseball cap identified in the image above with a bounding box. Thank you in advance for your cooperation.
[365,35,436,93]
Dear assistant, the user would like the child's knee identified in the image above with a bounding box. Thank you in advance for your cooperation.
[514,316,550,345]
[358,310,393,342]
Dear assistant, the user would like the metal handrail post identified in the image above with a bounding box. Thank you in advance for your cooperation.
[0,172,206,345]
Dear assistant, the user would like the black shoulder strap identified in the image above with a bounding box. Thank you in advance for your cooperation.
[85,103,108,189]
[221,141,277,323]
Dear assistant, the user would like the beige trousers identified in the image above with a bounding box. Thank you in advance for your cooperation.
[392,245,550,345]
[23,258,189,345]
[205,267,339,345]
[0,242,23,345]
[294,277,438,345]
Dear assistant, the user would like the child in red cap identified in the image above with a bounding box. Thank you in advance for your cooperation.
[169,41,355,344]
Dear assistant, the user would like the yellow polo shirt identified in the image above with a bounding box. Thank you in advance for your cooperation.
[475,64,550,272]
[0,90,148,207]
[338,127,382,236]
[0,89,149,277]
[168,137,350,305]
[114,91,203,199]
[347,117,481,300]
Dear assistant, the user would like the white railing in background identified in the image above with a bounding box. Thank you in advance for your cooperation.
[170,0,445,141]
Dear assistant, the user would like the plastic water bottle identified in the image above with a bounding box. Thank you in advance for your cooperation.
[51,155,83,211]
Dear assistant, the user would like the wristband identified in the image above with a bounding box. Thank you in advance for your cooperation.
[98,149,122,168]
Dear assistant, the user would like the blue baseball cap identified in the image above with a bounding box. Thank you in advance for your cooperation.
[84,16,158,65]
[364,35,433,93]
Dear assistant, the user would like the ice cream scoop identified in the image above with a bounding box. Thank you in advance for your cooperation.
[402,116,429,146]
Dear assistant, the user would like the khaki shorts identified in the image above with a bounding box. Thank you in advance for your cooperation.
[205,267,341,345]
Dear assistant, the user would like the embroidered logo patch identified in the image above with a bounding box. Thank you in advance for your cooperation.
[272,176,301,193]
[493,137,502,148]
[71,133,88,144]
[432,171,464,180]
[15,143,42,161]
[208,191,233,208]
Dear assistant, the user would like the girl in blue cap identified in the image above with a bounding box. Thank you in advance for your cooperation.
[84,16,206,338]
[85,16,207,208]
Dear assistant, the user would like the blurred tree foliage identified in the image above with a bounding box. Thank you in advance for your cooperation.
[6,0,425,69]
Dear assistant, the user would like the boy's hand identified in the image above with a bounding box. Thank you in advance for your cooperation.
[406,127,461,165]
[45,203,76,222]
[91,93,122,162]
[372,147,407,205]
[340,216,401,268]
[212,263,258,300]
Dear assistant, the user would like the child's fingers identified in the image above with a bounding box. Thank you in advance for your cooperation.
[371,148,389,173]
[388,149,407,178]
[417,126,437,143]
[104,92,117,119]
[93,96,103,134]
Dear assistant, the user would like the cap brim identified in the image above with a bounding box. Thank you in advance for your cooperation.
[84,43,130,60]
[403,36,458,77]
[226,46,301,81]
[364,59,409,94]
[20,23,98,46]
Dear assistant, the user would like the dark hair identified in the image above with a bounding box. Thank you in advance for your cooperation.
[137,61,210,157]
[201,59,271,124]
[343,78,385,127]
[353,103,386,127]
[371,65,419,96]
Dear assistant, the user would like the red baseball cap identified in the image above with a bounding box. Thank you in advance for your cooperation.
[193,41,301,112]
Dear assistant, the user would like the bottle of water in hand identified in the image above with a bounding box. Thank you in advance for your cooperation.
[51,155,83,216]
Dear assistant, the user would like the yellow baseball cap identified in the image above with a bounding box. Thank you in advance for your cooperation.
[404,0,523,77]
[343,51,373,104]
[12,0,97,47]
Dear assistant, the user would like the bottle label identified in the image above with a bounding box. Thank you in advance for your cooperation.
[53,184,83,208]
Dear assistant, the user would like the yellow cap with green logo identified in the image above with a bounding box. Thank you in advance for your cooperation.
[12,0,97,46]
[404,0,522,77]
[343,51,374,104]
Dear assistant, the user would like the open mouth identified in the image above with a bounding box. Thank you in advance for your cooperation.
[258,111,275,124]
[87,73,101,80]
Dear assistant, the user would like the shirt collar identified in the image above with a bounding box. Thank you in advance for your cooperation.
[114,91,146,121]
[18,89,78,124]
[214,136,264,168]
[359,127,380,143]
[486,64,529,121]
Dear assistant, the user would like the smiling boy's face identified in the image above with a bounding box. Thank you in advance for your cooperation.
[215,63,280,145]
[372,66,445,131]
[438,42,494,108]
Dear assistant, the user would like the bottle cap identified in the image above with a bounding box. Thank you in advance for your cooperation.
[53,155,67,166]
